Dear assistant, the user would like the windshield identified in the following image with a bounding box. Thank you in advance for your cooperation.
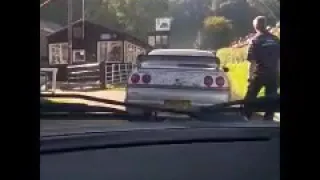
[40,0,280,133]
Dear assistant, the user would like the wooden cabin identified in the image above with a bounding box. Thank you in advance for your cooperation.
[40,20,62,67]
[46,19,152,80]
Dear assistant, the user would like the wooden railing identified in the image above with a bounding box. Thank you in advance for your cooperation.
[65,62,134,90]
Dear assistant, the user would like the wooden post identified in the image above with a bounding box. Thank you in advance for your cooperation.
[100,62,106,89]
[67,0,73,65]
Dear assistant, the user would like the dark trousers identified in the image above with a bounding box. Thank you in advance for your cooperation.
[243,74,278,120]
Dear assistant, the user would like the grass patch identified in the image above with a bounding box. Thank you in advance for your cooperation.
[217,47,280,98]
[105,84,126,91]
[226,62,251,97]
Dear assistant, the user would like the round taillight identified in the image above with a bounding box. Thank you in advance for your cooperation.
[204,76,214,87]
[130,73,140,84]
[142,74,151,84]
[215,76,225,87]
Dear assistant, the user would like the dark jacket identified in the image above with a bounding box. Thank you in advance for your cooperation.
[247,31,280,77]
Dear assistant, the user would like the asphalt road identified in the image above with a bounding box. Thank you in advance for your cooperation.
[41,89,279,136]
[44,89,280,120]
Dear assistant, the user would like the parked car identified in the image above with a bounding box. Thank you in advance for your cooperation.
[125,49,231,116]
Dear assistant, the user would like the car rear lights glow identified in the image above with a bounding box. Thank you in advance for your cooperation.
[142,74,151,84]
[130,73,140,84]
[204,76,214,87]
[215,76,225,87]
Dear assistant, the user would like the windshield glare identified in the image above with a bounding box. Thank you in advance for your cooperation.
[40,0,280,126]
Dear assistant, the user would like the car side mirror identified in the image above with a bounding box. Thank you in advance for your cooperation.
[222,66,229,72]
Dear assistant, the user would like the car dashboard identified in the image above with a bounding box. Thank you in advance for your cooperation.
[40,120,280,180]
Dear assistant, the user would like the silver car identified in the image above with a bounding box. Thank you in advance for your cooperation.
[125,49,231,116]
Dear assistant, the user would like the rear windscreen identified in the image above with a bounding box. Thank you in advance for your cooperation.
[140,55,219,69]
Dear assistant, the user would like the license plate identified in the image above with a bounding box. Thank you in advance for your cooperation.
[164,100,191,110]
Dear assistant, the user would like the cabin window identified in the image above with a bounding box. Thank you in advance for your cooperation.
[129,44,134,62]
[100,33,111,40]
[98,41,122,62]
[97,41,108,62]
[73,49,86,63]
[161,35,168,45]
[48,43,68,65]
[155,35,161,45]
[133,46,138,63]
[148,36,155,46]
[107,41,122,62]
[124,42,135,63]
[124,41,132,63]
[134,46,142,64]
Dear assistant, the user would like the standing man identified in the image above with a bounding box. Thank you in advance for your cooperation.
[243,16,280,120]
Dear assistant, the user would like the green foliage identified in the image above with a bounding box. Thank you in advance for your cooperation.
[40,0,68,25]
[218,47,247,65]
[40,0,279,48]
[109,0,170,39]
[40,0,170,39]
[86,0,170,40]
[201,16,233,50]
[218,48,263,97]
[247,0,280,24]
[86,1,122,30]
[169,0,213,48]
[213,0,260,38]
[203,16,232,31]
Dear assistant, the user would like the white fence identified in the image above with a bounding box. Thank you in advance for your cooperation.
[40,68,58,93]
[105,63,135,85]
[41,63,134,91]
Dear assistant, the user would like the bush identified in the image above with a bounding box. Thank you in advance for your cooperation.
[201,16,233,49]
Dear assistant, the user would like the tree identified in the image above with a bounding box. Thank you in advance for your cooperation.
[40,0,276,48]
[40,0,170,39]
[213,0,260,38]
[40,0,68,25]
[201,16,233,50]
[85,0,122,30]
[92,0,170,40]
[247,0,280,24]
[169,0,213,48]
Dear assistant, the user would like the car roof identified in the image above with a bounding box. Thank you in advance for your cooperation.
[148,49,215,57]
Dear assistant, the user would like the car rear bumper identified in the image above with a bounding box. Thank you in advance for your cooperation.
[125,87,231,109]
